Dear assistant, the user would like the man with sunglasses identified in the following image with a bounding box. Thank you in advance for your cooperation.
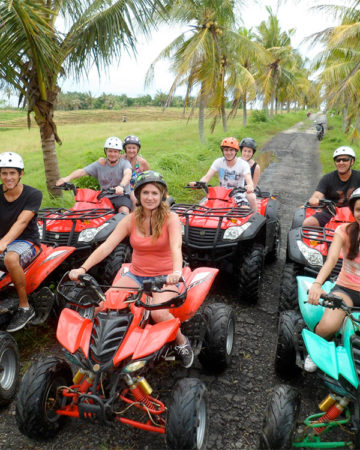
[303,146,360,226]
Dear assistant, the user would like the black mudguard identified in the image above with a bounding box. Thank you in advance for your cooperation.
[291,207,306,229]
[239,213,267,242]
[286,228,307,264]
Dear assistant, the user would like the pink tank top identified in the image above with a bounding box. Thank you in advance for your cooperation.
[335,224,360,292]
[129,216,173,276]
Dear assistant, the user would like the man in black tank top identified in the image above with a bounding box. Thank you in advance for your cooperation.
[303,146,360,227]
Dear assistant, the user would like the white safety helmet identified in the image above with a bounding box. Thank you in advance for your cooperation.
[0,152,24,170]
[104,136,122,152]
[333,146,356,160]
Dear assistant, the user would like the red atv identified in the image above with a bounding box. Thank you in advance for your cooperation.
[16,265,235,449]
[171,182,280,302]
[279,200,355,312]
[38,182,132,285]
[0,243,76,407]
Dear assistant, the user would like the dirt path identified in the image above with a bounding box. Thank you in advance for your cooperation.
[0,116,325,449]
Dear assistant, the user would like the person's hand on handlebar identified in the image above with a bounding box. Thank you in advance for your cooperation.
[69,267,86,281]
[307,281,323,305]
[245,183,254,194]
[308,196,320,207]
[56,177,68,186]
[166,270,182,285]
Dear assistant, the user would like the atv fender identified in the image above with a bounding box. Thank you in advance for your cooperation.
[113,319,180,364]
[302,328,358,388]
[291,207,306,229]
[56,308,93,356]
[173,267,219,322]
[286,228,307,264]
[25,245,76,293]
[265,197,279,221]
[238,213,266,241]
[94,212,127,243]
[297,276,335,330]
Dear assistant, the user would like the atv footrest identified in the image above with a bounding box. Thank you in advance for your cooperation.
[78,394,110,424]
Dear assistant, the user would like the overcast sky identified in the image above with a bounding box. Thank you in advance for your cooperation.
[60,0,339,97]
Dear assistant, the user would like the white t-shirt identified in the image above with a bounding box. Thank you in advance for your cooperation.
[210,157,250,189]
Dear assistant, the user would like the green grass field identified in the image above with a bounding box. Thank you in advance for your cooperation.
[0,108,357,206]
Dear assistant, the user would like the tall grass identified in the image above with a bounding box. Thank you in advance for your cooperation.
[0,108,307,206]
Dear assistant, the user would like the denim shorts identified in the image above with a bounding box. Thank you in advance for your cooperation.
[125,271,167,287]
[332,284,360,307]
[0,240,37,270]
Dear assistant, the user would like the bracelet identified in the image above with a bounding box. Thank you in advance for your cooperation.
[79,266,87,273]
[313,281,321,286]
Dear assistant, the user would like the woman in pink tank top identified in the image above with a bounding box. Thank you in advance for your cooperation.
[69,171,194,368]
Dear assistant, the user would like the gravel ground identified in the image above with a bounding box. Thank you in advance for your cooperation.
[0,115,327,449]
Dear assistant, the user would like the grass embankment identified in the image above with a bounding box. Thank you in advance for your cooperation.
[319,114,360,172]
[0,108,306,207]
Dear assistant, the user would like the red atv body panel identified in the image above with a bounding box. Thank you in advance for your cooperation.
[56,265,218,366]
[0,244,76,294]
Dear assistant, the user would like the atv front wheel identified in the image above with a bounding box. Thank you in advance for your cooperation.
[103,243,132,285]
[279,262,300,313]
[166,378,208,450]
[16,357,72,439]
[275,310,304,379]
[0,331,19,407]
[259,384,300,449]
[199,303,235,372]
[238,243,264,303]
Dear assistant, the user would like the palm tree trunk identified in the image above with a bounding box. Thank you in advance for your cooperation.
[198,85,207,144]
[33,101,62,197]
[242,96,247,126]
[221,106,227,132]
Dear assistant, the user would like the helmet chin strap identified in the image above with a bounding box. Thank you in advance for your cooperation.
[2,176,21,193]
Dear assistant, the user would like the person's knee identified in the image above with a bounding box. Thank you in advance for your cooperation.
[119,206,130,214]
[4,252,21,270]
[303,215,320,227]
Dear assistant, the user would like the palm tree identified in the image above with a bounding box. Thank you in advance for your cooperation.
[146,0,244,143]
[0,0,168,195]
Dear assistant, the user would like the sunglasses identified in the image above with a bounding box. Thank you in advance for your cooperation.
[335,157,351,163]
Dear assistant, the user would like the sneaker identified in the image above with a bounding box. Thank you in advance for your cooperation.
[6,306,35,333]
[304,354,317,373]
[175,336,194,368]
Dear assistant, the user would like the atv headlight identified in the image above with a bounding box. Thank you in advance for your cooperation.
[223,222,251,240]
[297,240,323,266]
[78,223,109,242]
[122,360,147,373]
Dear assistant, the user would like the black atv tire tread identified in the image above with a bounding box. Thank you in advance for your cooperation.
[166,378,208,450]
[16,357,73,439]
[275,310,303,379]
[199,303,235,372]
[259,384,301,449]
[0,331,20,407]
[103,243,131,286]
[238,243,264,303]
[266,220,281,263]
[279,262,300,313]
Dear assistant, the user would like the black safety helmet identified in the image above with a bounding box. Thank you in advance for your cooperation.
[123,135,141,150]
[349,187,360,213]
[240,137,257,154]
[134,170,168,201]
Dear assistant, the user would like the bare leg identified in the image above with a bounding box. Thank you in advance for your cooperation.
[4,252,29,308]
[246,192,257,212]
[303,215,320,227]
[315,291,352,339]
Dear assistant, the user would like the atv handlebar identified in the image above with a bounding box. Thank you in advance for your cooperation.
[97,187,116,200]
[307,293,360,323]
[304,199,336,216]
[52,182,77,196]
[229,186,247,198]
[57,272,105,308]
[185,182,210,194]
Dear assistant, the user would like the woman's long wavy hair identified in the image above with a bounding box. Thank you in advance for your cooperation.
[134,182,170,241]
[346,198,360,260]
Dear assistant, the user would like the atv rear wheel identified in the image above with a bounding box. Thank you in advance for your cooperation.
[199,303,235,372]
[0,331,19,407]
[259,384,300,449]
[266,220,281,263]
[279,262,300,313]
[103,243,132,286]
[238,243,264,303]
[275,310,303,379]
[16,357,72,439]
[166,378,208,450]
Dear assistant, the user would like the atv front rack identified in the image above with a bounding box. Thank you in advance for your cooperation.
[38,207,115,247]
[301,226,335,245]
[172,203,253,219]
